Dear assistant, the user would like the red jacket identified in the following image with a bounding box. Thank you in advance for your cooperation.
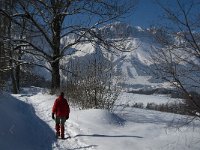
[52,96,70,118]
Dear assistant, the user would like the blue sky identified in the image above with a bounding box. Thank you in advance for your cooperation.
[63,0,198,30]
[126,0,197,28]
[129,0,162,28]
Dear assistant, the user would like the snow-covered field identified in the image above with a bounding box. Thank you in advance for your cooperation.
[116,92,183,107]
[1,87,200,150]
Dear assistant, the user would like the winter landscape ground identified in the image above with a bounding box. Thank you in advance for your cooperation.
[0,87,200,150]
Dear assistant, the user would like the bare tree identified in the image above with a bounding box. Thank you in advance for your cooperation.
[0,0,137,93]
[63,44,120,110]
[150,0,200,118]
[0,0,32,93]
[0,0,8,90]
[0,0,19,93]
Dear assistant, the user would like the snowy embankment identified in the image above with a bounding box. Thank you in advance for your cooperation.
[1,87,200,150]
[0,92,55,150]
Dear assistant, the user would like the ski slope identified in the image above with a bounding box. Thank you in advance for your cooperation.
[1,87,200,150]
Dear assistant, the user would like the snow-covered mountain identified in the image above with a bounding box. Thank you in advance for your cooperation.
[98,22,148,39]
[60,22,169,91]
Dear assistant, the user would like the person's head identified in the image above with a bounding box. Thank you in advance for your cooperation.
[60,92,64,97]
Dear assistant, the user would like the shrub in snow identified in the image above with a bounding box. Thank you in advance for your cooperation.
[131,102,144,109]
[60,50,121,111]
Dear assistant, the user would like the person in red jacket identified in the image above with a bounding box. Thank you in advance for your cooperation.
[52,92,70,139]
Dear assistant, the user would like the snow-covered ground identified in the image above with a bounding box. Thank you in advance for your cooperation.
[1,87,200,150]
[116,92,183,107]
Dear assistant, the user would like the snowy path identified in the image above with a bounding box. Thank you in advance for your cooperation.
[14,93,95,150]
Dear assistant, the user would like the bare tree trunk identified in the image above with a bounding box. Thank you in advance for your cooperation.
[51,60,60,92]
[15,63,20,91]
[8,0,18,94]
[50,5,61,92]
[10,69,18,93]
[9,49,18,93]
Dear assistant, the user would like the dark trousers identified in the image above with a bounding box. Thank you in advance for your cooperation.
[55,117,66,138]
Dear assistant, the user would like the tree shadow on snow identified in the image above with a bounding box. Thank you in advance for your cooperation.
[0,93,56,150]
[74,134,143,138]
[68,145,98,150]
